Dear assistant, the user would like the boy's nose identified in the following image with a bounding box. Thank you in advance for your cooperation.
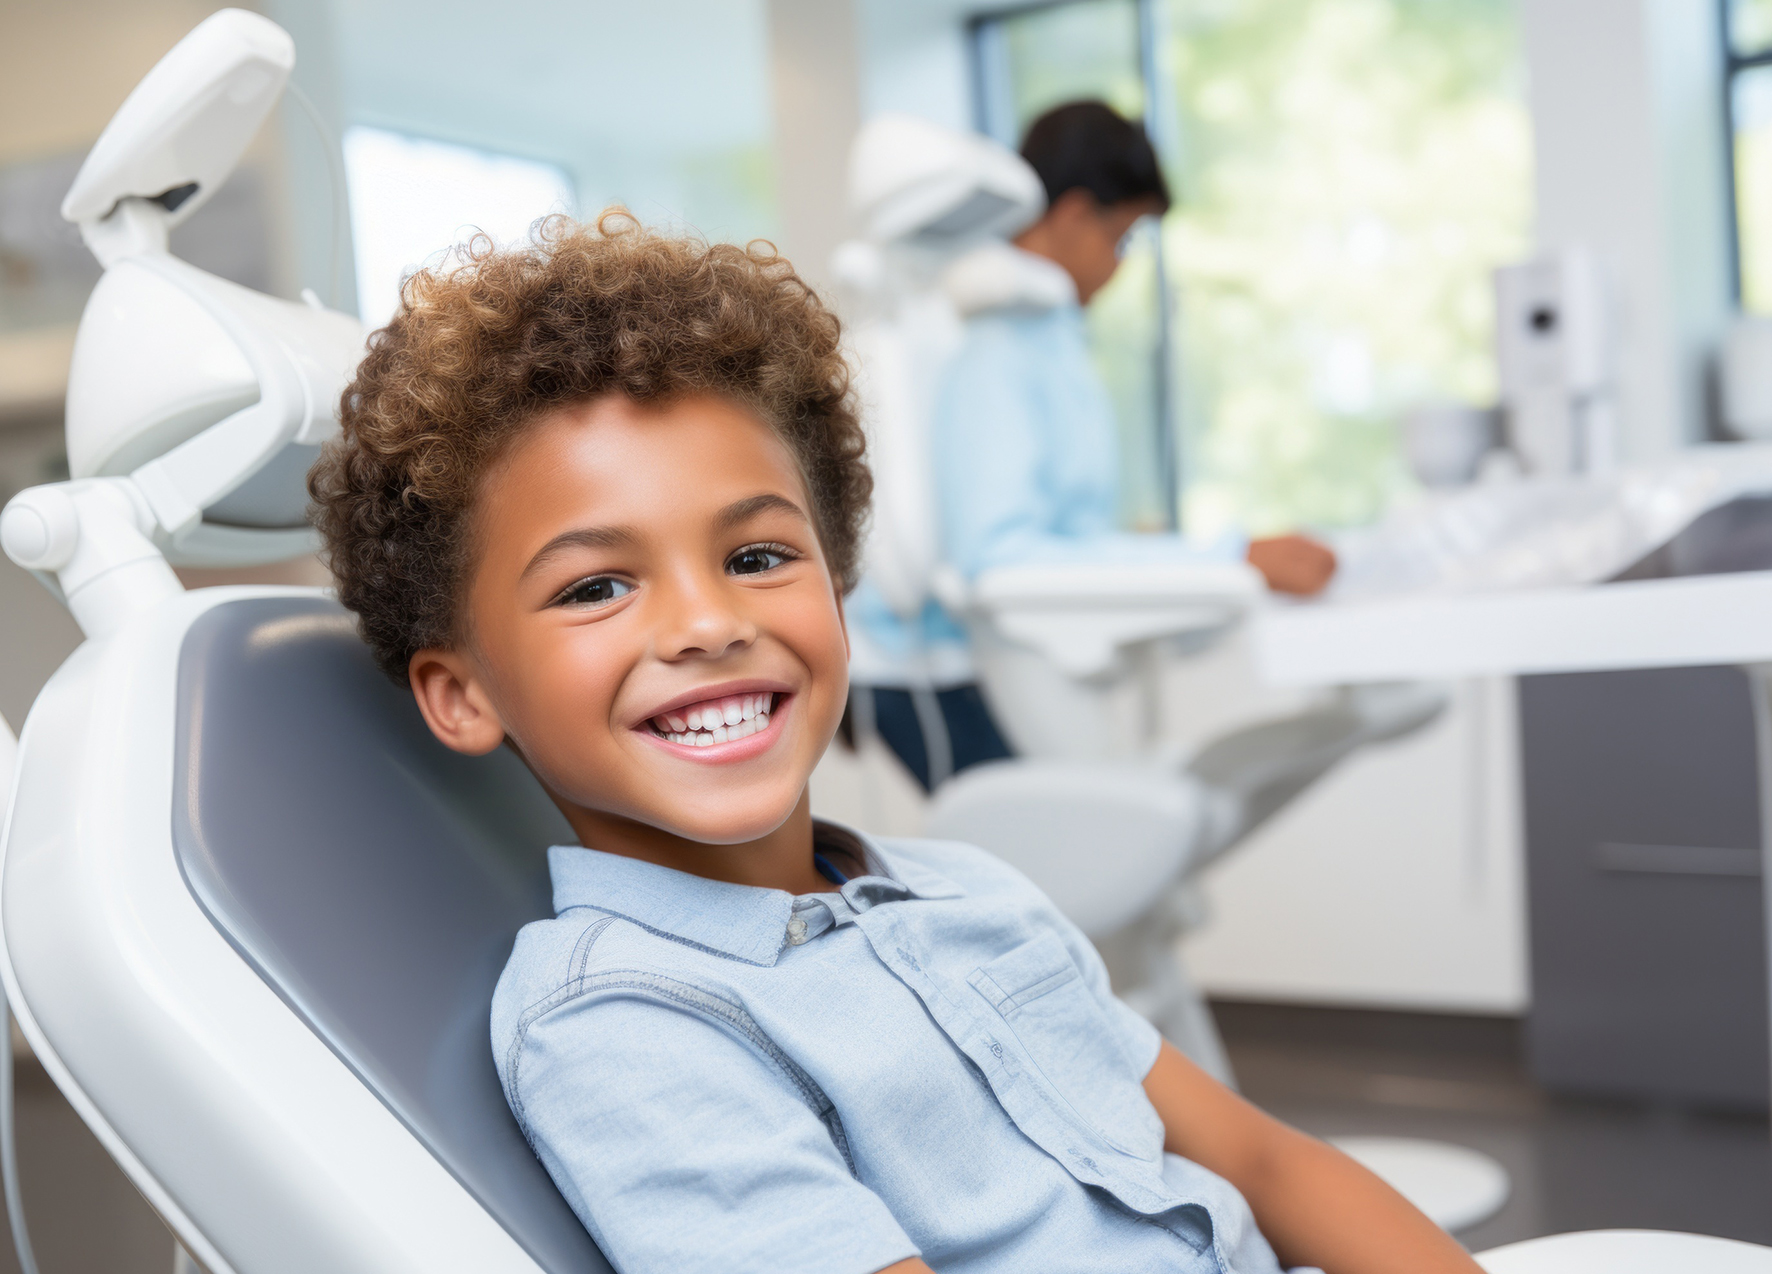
[653,571,757,660]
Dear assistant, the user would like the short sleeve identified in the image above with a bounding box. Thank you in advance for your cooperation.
[507,982,919,1274]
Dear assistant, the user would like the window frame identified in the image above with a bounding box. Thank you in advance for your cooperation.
[1722,0,1772,306]
[965,0,1182,531]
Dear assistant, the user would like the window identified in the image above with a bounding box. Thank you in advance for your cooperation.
[972,0,1533,538]
[973,0,1174,532]
[342,127,577,329]
[1727,0,1772,311]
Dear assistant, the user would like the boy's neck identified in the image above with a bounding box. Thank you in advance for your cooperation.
[560,788,834,895]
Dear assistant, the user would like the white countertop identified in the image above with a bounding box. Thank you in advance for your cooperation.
[1252,569,1772,686]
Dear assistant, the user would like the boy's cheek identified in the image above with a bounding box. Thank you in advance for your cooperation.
[498,641,629,757]
[772,583,851,665]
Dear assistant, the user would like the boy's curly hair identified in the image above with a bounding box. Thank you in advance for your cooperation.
[308,212,870,681]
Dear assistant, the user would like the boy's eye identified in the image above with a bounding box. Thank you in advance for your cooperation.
[727,544,796,576]
[556,576,633,608]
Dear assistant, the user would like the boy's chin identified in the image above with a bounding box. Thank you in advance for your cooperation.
[653,789,806,847]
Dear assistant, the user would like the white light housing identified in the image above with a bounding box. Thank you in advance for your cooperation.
[61,9,294,266]
[848,113,1045,245]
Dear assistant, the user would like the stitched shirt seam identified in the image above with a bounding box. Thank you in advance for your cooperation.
[503,967,855,1174]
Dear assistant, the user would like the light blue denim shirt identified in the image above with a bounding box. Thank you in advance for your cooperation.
[491,826,1285,1274]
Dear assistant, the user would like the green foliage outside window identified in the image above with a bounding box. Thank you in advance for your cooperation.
[1161,0,1532,535]
[981,0,1533,537]
[1732,0,1772,55]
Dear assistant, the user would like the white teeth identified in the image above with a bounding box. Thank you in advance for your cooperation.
[654,693,779,748]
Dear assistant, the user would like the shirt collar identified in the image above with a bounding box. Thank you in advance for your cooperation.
[548,821,963,967]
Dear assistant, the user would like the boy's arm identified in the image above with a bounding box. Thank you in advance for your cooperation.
[1143,1042,1484,1274]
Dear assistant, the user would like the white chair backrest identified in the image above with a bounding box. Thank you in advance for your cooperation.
[846,280,964,620]
[839,115,1045,625]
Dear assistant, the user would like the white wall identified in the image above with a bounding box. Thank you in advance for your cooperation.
[766,0,863,291]
[1520,0,1733,457]
[266,0,782,312]
[855,0,975,131]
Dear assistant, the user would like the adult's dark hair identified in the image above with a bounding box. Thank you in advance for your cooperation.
[1019,100,1171,213]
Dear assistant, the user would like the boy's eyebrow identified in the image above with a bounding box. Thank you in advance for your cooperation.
[519,496,806,580]
[521,525,638,579]
[715,492,810,531]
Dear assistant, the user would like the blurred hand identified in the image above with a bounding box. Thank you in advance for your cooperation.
[1246,535,1336,596]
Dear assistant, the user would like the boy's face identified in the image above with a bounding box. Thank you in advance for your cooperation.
[411,393,850,849]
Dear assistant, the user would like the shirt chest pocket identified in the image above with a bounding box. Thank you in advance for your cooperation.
[968,934,1163,1160]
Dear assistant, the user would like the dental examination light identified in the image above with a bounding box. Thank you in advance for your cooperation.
[0,8,363,638]
[848,112,1044,247]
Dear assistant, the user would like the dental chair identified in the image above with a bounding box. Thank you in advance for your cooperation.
[834,115,1445,1082]
[0,16,1763,1272]
[834,115,1542,1236]
[0,12,603,1272]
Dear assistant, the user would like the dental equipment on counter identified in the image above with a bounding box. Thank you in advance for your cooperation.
[0,12,1762,1269]
[1494,248,1617,476]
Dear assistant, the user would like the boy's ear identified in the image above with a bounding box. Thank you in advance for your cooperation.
[409,648,507,756]
[836,591,850,661]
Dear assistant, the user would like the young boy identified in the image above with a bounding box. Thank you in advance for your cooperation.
[309,215,1482,1274]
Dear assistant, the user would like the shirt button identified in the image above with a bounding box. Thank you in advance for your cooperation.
[785,917,809,945]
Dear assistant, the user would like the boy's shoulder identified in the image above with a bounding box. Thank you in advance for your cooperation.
[490,901,670,1043]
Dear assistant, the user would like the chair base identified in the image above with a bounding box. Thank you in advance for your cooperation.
[1475,1229,1772,1272]
[1328,1136,1509,1234]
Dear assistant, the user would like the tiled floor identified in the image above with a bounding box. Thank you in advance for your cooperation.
[1215,1000,1772,1255]
[0,1003,1766,1271]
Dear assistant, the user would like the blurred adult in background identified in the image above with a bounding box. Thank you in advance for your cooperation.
[846,101,1335,789]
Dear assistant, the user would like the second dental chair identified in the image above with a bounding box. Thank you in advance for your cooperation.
[834,113,1444,1082]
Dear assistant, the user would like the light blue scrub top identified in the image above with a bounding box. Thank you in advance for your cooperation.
[849,290,1240,687]
[491,826,1286,1274]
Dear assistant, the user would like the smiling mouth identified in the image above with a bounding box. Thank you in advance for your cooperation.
[647,692,779,747]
